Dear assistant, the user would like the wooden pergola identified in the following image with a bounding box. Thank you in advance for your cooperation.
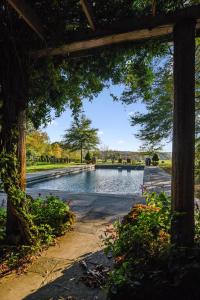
[3,1,200,245]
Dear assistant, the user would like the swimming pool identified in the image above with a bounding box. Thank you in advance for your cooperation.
[28,169,144,194]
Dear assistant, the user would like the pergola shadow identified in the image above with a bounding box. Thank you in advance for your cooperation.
[23,250,112,300]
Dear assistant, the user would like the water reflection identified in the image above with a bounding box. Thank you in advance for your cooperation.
[28,169,144,195]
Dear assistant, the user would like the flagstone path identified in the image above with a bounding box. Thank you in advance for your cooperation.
[0,167,171,300]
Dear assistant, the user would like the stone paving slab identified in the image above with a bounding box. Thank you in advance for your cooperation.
[0,272,44,300]
[143,166,171,195]
[23,250,111,300]
[27,165,95,184]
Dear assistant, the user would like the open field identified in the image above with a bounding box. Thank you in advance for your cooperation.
[26,162,85,173]
[159,160,172,174]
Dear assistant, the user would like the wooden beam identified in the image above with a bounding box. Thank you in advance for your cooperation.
[33,4,200,58]
[34,25,172,58]
[6,0,44,40]
[80,0,96,31]
[171,19,196,246]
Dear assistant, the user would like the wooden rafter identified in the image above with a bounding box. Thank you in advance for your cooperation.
[34,25,172,58]
[6,0,44,40]
[33,4,200,58]
[80,0,96,31]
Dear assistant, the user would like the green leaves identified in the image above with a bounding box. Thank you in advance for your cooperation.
[104,192,171,292]
[63,114,99,153]
[129,57,173,148]
[30,195,75,236]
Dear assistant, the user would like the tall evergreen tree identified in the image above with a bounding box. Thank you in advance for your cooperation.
[63,115,99,163]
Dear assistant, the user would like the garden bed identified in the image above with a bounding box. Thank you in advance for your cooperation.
[0,196,75,277]
[105,192,200,300]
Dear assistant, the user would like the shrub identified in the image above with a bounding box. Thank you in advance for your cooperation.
[105,193,200,300]
[85,151,92,163]
[30,195,75,236]
[0,207,6,241]
[152,153,159,166]
[104,192,171,298]
[0,196,75,275]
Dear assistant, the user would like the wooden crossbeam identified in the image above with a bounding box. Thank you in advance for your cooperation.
[80,0,96,31]
[33,4,200,58]
[34,25,172,58]
[6,0,44,40]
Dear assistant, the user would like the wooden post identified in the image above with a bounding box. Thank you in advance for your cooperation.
[172,19,196,246]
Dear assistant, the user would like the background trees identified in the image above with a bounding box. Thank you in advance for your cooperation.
[63,115,99,163]
[128,38,200,150]
[26,130,50,159]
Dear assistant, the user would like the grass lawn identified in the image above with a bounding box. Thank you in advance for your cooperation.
[26,162,85,173]
[159,159,172,174]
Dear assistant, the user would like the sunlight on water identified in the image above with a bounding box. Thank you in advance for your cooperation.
[28,169,144,194]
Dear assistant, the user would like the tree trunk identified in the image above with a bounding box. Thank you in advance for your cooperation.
[17,109,27,191]
[81,145,83,163]
[0,41,37,245]
[171,19,196,246]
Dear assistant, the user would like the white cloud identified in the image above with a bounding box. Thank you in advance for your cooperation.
[98,131,104,136]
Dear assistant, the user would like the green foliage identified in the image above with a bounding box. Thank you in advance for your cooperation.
[26,162,82,173]
[0,208,6,241]
[2,0,196,131]
[104,193,171,289]
[27,2,195,128]
[152,153,159,165]
[0,196,75,274]
[85,151,92,162]
[159,159,172,174]
[105,192,200,299]
[0,147,39,245]
[30,196,75,237]
[130,58,173,149]
[63,114,99,162]
[130,39,200,150]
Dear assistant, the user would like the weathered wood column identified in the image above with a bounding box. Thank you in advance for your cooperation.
[172,19,196,246]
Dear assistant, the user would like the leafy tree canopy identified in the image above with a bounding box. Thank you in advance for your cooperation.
[63,114,99,162]
[2,0,198,130]
[26,129,50,157]
[129,38,200,149]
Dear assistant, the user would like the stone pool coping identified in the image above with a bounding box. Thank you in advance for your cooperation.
[143,166,171,195]
[27,164,95,185]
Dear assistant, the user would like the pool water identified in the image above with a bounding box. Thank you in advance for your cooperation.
[28,169,144,194]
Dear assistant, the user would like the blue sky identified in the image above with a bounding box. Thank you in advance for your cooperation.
[43,84,172,152]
